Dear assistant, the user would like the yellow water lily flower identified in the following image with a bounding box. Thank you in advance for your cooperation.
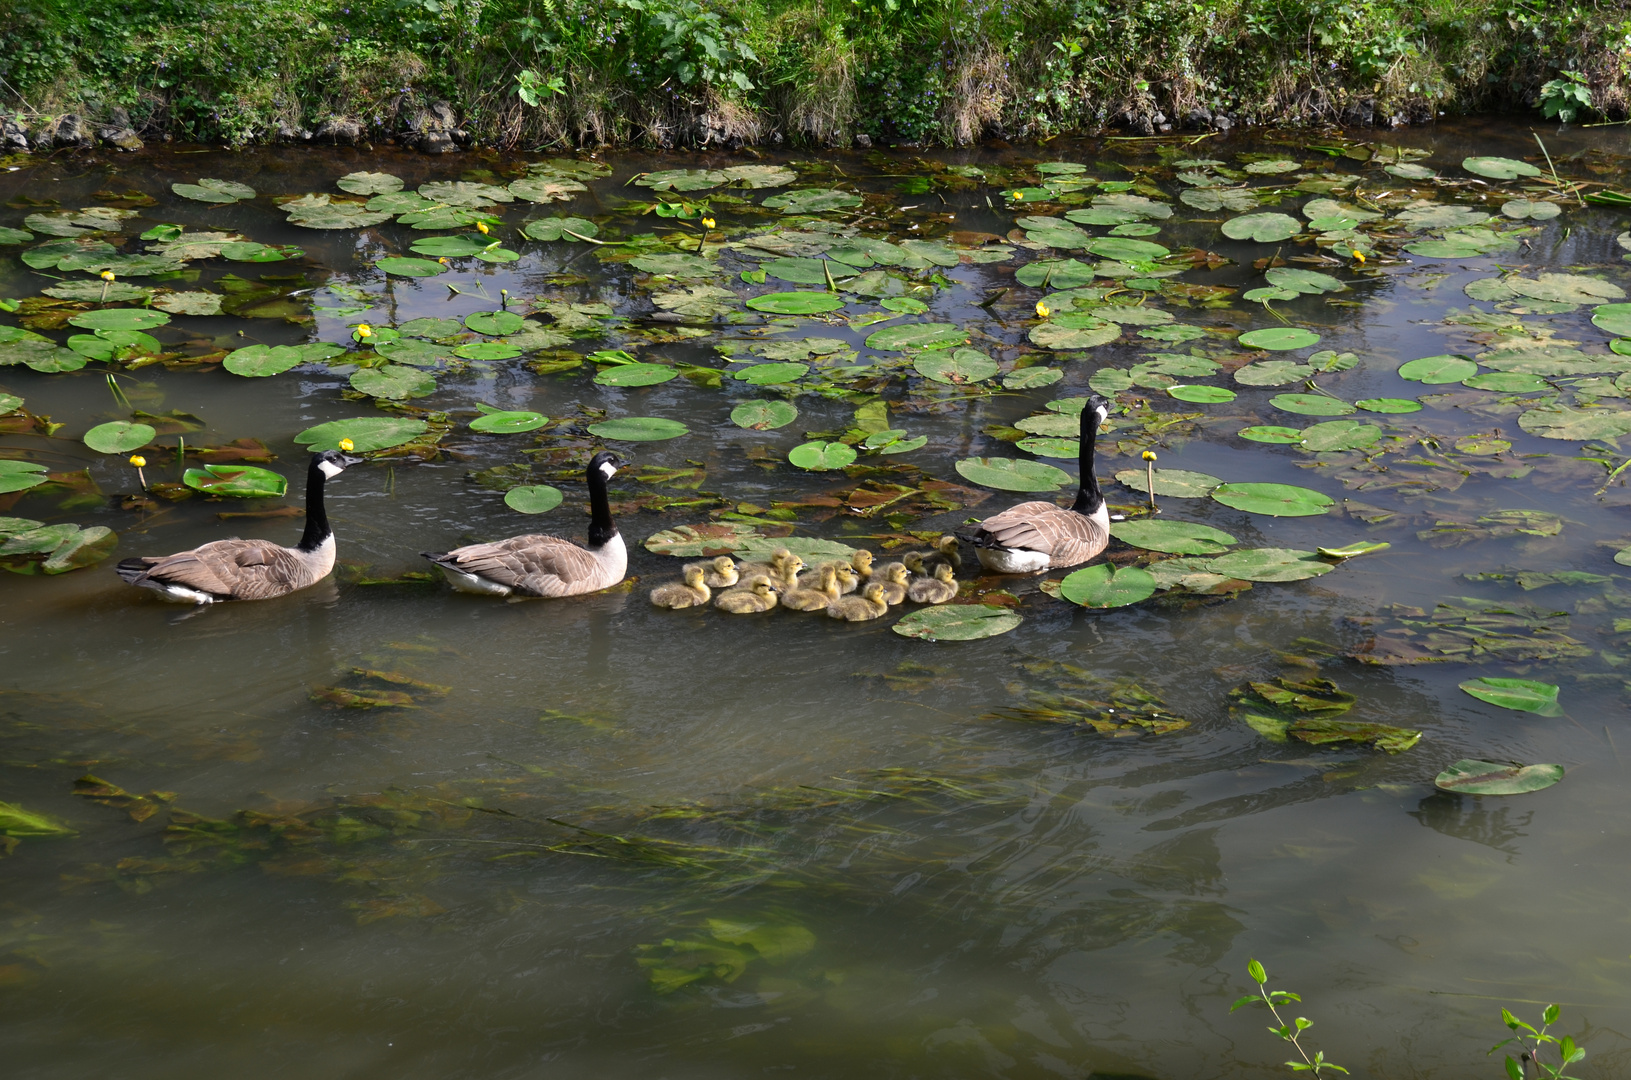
[128,455,146,467]
[701,216,716,229]
[438,257,449,264]
[1142,450,1157,462]
[355,324,373,338]
[1035,300,1050,318]
[476,220,490,235]
[100,270,116,281]
[1352,249,1366,264]
[338,438,355,452]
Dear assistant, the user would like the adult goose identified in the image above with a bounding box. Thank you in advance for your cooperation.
[969,393,1111,573]
[115,447,365,603]
[423,451,628,598]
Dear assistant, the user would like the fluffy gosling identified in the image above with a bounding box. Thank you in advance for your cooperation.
[650,565,711,609]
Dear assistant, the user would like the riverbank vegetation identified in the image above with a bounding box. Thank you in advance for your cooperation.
[2,0,1629,149]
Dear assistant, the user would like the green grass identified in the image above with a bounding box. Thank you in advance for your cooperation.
[2,0,1628,147]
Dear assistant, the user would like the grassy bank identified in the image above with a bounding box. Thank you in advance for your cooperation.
[2,0,1629,149]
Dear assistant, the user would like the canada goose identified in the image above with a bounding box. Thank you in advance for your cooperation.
[908,562,958,604]
[685,555,738,588]
[423,451,628,597]
[115,448,365,603]
[650,565,710,609]
[827,582,889,621]
[715,579,778,613]
[969,393,1111,572]
[875,563,911,604]
[781,565,842,611]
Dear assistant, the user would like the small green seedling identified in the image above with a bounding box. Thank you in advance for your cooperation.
[1231,959,1347,1076]
[1490,1003,1586,1080]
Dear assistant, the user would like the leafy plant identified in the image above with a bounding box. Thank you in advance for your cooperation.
[1539,71,1592,123]
[514,68,567,106]
[1490,1003,1586,1079]
[1231,959,1348,1076]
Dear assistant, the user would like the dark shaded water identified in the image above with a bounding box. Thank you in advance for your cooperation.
[2,121,1630,1079]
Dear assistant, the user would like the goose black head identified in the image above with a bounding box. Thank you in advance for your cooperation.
[588,451,628,482]
[313,448,366,478]
[1084,392,1112,429]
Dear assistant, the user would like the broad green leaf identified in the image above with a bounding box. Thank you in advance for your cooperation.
[470,410,548,433]
[1206,547,1334,581]
[1298,419,1382,451]
[1238,425,1304,443]
[736,362,808,385]
[1435,759,1563,795]
[1265,267,1346,295]
[596,363,678,387]
[453,342,523,360]
[1015,260,1097,289]
[1110,519,1237,555]
[730,400,799,430]
[1016,437,1078,457]
[1501,199,1561,221]
[1221,213,1301,242]
[1507,273,1624,305]
[67,309,170,332]
[630,253,718,277]
[762,188,862,214]
[0,461,50,494]
[746,291,845,314]
[504,485,564,514]
[151,290,224,315]
[1271,393,1355,416]
[915,348,998,384]
[1518,405,1631,441]
[1004,367,1064,389]
[956,457,1070,492]
[1462,156,1543,179]
[1211,482,1334,517]
[1060,563,1158,607]
[1235,360,1313,386]
[41,524,118,573]
[1238,327,1321,351]
[867,323,967,351]
[350,364,436,399]
[892,604,1022,641]
[1113,468,1221,497]
[337,171,404,195]
[643,523,857,560]
[1029,317,1120,349]
[410,235,489,257]
[788,441,857,470]
[586,417,689,441]
[1355,397,1422,413]
[465,311,525,336]
[376,256,445,277]
[1167,384,1235,404]
[295,417,428,453]
[183,464,287,498]
[83,421,155,454]
[1459,677,1562,716]
[0,800,76,838]
[521,216,600,242]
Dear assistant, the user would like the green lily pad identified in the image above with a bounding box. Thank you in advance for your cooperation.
[1397,204,1492,230]
[915,348,997,384]
[956,457,1070,492]
[762,189,863,214]
[1518,405,1631,441]
[721,164,798,188]
[1003,367,1064,389]
[521,216,600,242]
[223,343,339,377]
[1015,260,1098,289]
[1508,273,1624,305]
[1501,199,1561,221]
[630,254,718,277]
[1113,468,1222,498]
[1435,759,1563,796]
[730,400,799,430]
[39,525,119,574]
[1454,435,1512,455]
[1179,188,1260,212]
[788,441,858,471]
[507,175,588,203]
[1462,372,1548,393]
[1110,519,1237,555]
[350,364,437,399]
[866,323,967,351]
[453,342,523,361]
[880,297,930,314]
[43,280,152,302]
[67,309,170,332]
[376,257,446,278]
[586,417,690,442]
[736,362,807,385]
[746,292,846,315]
[1221,213,1301,242]
[1059,563,1158,607]
[173,178,255,203]
[337,171,404,196]
[83,420,155,454]
[1235,360,1314,386]
[1238,327,1321,351]
[1167,384,1235,404]
[295,417,429,453]
[761,256,855,285]
[596,363,677,387]
[1270,393,1355,416]
[1211,482,1334,517]
[1459,677,1562,716]
[470,410,548,434]
[1298,419,1382,451]
[465,311,526,336]
[1029,317,1120,349]
[1316,540,1390,558]
[151,290,224,315]
[1462,156,1543,179]
[1355,397,1422,413]
[409,236,488,257]
[892,603,1022,641]
[182,464,287,498]
[1239,425,1305,443]
[1085,237,1170,261]
[1015,437,1079,458]
[1264,267,1346,295]
[0,461,50,494]
[0,394,21,415]
[1206,547,1334,581]
[504,485,564,514]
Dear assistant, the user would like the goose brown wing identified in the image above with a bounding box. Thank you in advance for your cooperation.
[443,534,603,597]
[134,540,314,600]
[975,503,1108,568]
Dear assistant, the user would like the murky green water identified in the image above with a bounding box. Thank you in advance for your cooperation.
[3,122,1631,1079]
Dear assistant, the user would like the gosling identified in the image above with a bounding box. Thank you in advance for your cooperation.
[685,555,738,588]
[850,549,875,582]
[738,547,797,581]
[926,535,962,574]
[650,565,711,609]
[715,579,779,613]
[781,565,842,611]
[907,562,957,604]
[827,582,889,622]
[767,553,805,592]
[875,563,911,605]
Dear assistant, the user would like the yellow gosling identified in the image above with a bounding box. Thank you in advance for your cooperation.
[907,562,958,604]
[826,582,889,622]
[650,565,711,609]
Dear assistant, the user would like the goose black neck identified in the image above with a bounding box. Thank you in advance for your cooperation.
[586,463,618,549]
[1070,405,1104,515]
[297,456,333,552]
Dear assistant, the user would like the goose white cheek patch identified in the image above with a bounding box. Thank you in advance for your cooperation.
[319,460,345,479]
[599,462,618,480]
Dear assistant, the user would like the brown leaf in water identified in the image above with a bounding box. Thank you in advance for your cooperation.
[349,894,447,925]
[72,774,176,823]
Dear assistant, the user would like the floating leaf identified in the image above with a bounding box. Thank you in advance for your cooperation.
[1167,384,1235,404]
[1271,393,1355,416]
[522,216,599,241]
[453,342,523,361]
[915,348,997,384]
[1110,520,1236,555]
[173,178,255,203]
[224,343,337,377]
[1003,367,1064,389]
[1059,564,1157,608]
[1239,425,1304,443]
[337,171,404,196]
[586,417,689,441]
[375,256,445,278]
[762,188,862,214]
[1029,317,1120,349]
[151,290,224,315]
[83,420,155,454]
[788,441,857,471]
[892,604,1022,641]
[67,309,170,332]
[1235,360,1313,386]
[1462,156,1543,179]
[730,399,799,430]
[956,457,1070,492]
[1211,482,1334,517]
[1355,397,1422,413]
[470,410,548,433]
[735,362,807,385]
[350,364,436,399]
[0,461,50,494]
[41,525,118,573]
[1221,213,1301,242]
[1265,267,1346,295]
[295,417,429,453]
[596,363,677,387]
[465,311,526,336]
[1317,540,1390,558]
[745,291,845,314]
[1459,677,1562,716]
[1298,419,1382,451]
[1113,468,1221,497]
[644,522,857,560]
[1206,547,1334,581]
[1238,327,1321,351]
[1518,405,1631,441]
[1501,199,1561,221]
[1435,759,1563,796]
[866,323,967,351]
[504,485,564,514]
[183,464,287,498]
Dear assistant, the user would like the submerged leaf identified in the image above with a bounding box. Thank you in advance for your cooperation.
[1458,677,1562,716]
[1434,759,1563,795]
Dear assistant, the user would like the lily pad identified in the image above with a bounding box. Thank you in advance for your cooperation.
[1355,397,1422,413]
[914,349,997,384]
[1459,677,1562,716]
[504,485,564,514]
[464,311,526,336]
[866,323,967,351]
[83,420,155,454]
[1501,199,1561,221]
[1235,360,1314,386]
[1239,327,1321,351]
[1221,213,1301,242]
[1211,482,1334,517]
[730,400,799,430]
[1270,393,1355,416]
[182,464,287,498]
[1167,384,1236,404]
[1434,759,1563,796]
[1298,419,1382,451]
[1238,425,1304,443]
[1059,564,1157,608]
[522,216,599,242]
[892,603,1022,641]
[956,457,1070,492]
[376,257,445,278]
[596,363,677,387]
[630,254,718,277]
[349,365,435,399]
[1113,468,1222,498]
[1462,156,1543,180]
[1003,367,1064,389]
[0,461,50,494]
[746,292,846,315]
[295,417,429,453]
[1518,405,1631,441]
[67,309,170,332]
[644,523,858,561]
[150,290,224,315]
[470,410,548,433]
[173,178,255,203]
[1110,519,1236,555]
[736,362,807,385]
[1265,267,1346,295]
[337,171,404,196]
[1029,317,1121,350]
[1206,547,1333,582]
[586,417,689,442]
[453,342,523,361]
[224,343,339,377]
[762,189,863,214]
[788,441,858,471]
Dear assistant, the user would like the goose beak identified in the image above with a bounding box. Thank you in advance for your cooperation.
[338,452,367,468]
